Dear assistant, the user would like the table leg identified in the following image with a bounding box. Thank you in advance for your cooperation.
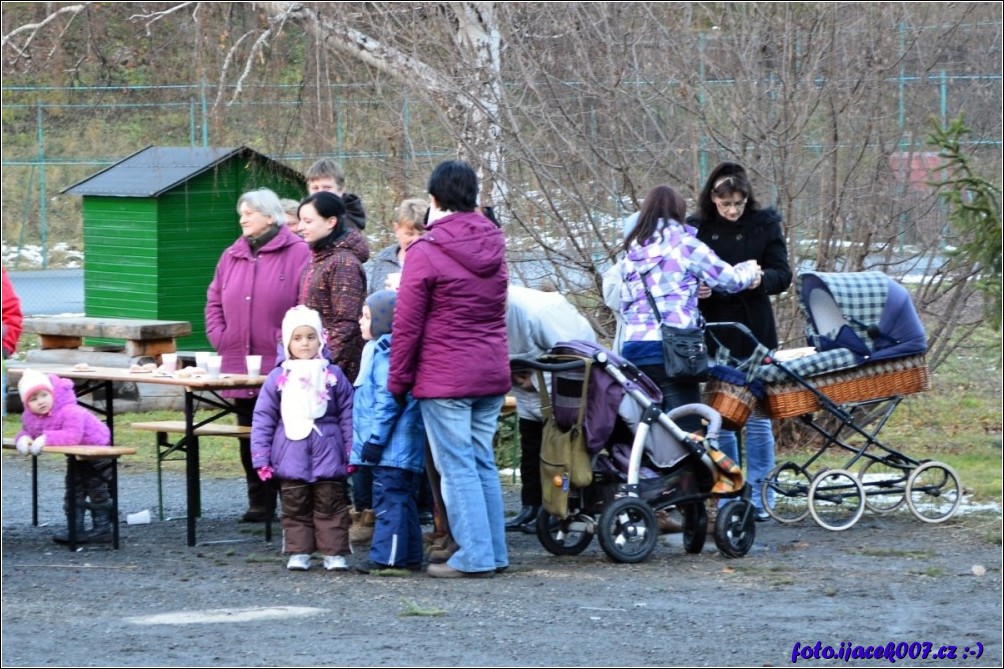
[185,390,200,547]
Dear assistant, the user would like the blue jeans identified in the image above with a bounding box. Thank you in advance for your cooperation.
[716,416,776,510]
[420,395,508,573]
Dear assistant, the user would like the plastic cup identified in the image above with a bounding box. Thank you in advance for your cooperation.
[246,355,262,378]
[195,352,211,371]
[126,509,151,525]
[207,355,223,379]
[161,353,178,373]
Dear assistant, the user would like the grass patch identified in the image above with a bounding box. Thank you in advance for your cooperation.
[849,547,933,559]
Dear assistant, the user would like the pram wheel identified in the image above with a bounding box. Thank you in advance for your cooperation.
[858,457,910,513]
[681,503,707,554]
[762,462,811,524]
[597,496,658,564]
[714,500,756,558]
[906,461,962,523]
[535,509,594,555]
[808,469,865,531]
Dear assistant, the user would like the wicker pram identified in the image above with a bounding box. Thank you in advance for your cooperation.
[705,271,960,531]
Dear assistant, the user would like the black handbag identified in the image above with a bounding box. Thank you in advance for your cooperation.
[640,270,709,383]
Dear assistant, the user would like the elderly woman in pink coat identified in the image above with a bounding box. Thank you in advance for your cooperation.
[205,187,311,522]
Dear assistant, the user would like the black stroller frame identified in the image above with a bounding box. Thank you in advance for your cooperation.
[513,342,757,564]
[759,363,961,531]
[705,270,961,532]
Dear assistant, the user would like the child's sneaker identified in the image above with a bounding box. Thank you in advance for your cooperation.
[323,555,348,571]
[286,554,311,571]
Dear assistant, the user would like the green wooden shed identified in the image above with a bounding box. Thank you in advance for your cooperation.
[61,146,305,350]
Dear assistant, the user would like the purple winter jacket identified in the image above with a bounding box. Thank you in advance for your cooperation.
[249,363,354,482]
[16,375,111,446]
[388,210,510,399]
[205,225,311,399]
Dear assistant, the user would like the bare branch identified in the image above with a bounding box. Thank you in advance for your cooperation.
[1,3,89,52]
[129,2,196,36]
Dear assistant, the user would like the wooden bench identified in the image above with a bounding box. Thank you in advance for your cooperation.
[129,421,270,540]
[3,440,137,550]
[22,316,192,358]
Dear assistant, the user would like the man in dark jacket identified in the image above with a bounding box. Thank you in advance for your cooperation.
[306,158,367,233]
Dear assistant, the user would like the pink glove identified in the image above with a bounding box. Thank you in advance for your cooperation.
[256,465,274,481]
[346,464,358,475]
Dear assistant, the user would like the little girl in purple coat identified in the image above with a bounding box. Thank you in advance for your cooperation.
[15,370,113,544]
[251,306,354,572]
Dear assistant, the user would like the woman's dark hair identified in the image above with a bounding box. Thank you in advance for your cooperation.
[696,161,761,222]
[298,191,347,249]
[298,190,346,221]
[428,160,478,213]
[623,185,688,251]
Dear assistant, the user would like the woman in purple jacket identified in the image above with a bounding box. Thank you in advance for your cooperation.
[389,160,510,578]
[205,188,311,522]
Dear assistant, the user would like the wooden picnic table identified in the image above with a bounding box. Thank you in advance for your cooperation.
[7,362,263,547]
[22,316,192,358]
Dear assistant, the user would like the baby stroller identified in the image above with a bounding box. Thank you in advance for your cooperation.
[703,270,960,532]
[511,340,757,564]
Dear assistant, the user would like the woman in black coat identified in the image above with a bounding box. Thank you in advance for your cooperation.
[689,162,792,521]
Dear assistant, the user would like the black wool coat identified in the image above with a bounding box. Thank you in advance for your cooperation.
[688,206,792,359]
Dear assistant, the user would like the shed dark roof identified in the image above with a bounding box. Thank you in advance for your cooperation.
[61,146,303,197]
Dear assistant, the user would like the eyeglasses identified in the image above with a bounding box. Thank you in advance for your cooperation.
[715,198,747,211]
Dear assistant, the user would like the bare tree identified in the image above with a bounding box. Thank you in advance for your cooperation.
[2,1,1000,357]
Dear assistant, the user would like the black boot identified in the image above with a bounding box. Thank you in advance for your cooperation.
[505,505,539,532]
[86,506,114,544]
[53,507,89,545]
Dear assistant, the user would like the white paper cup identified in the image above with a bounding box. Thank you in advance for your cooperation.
[195,352,211,370]
[161,353,178,373]
[207,355,223,379]
[246,355,262,378]
[127,509,151,525]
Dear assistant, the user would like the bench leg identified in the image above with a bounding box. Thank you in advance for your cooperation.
[110,458,120,550]
[65,456,80,551]
[31,456,39,526]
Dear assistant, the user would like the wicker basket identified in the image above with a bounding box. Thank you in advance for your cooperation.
[703,379,759,431]
[763,354,930,419]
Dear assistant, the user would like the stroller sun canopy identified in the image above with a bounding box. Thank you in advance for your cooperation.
[800,271,927,362]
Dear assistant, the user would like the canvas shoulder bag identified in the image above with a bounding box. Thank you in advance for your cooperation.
[537,362,594,519]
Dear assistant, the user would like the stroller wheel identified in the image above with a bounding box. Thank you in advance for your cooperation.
[681,503,708,554]
[906,461,962,523]
[808,469,865,531]
[597,497,658,564]
[858,457,910,514]
[535,509,594,556]
[762,462,812,524]
[714,500,756,558]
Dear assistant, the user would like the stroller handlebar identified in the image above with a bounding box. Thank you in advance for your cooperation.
[509,357,588,372]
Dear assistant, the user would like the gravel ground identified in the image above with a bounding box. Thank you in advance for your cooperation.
[2,452,1001,667]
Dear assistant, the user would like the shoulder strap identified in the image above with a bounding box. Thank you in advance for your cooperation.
[537,357,591,430]
[640,268,664,323]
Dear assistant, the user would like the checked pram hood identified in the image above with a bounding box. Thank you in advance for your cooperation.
[756,271,927,383]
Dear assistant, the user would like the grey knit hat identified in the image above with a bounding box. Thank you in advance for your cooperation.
[366,290,397,339]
